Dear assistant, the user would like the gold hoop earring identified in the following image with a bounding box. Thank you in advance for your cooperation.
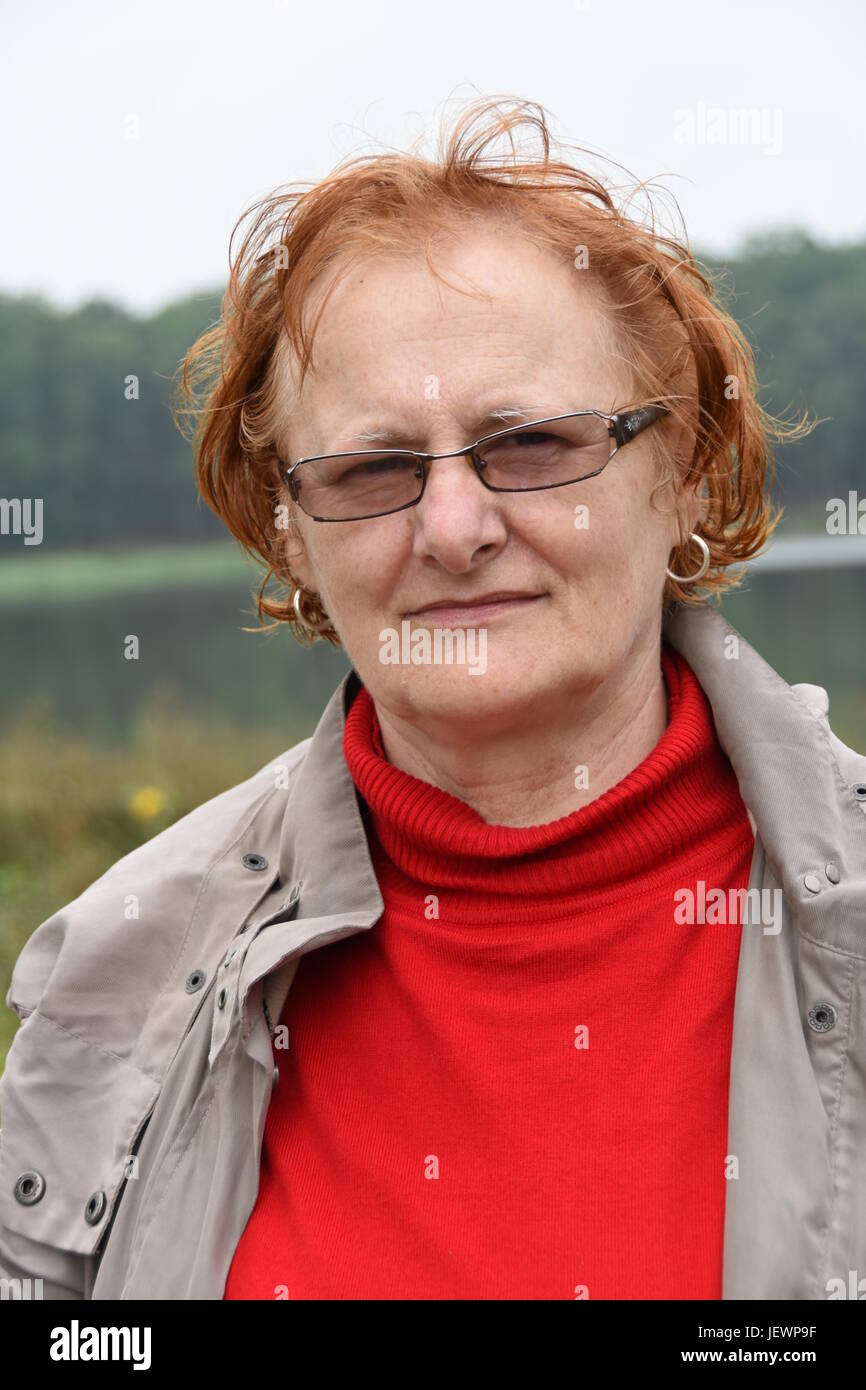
[665,532,710,584]
[292,586,332,633]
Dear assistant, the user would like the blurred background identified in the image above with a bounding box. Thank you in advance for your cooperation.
[2,0,865,1068]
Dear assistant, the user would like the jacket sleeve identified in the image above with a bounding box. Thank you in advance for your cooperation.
[0,925,95,1299]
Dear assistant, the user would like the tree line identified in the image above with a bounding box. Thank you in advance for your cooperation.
[1,229,862,549]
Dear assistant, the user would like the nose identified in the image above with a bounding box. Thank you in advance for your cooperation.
[409,448,508,570]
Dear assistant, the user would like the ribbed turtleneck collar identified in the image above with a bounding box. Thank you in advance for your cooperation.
[342,644,750,910]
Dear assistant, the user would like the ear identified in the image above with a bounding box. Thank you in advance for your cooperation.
[268,453,316,590]
[278,522,317,594]
[669,466,708,543]
[658,392,703,537]
[682,479,708,536]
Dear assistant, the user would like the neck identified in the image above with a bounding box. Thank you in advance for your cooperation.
[369,634,669,828]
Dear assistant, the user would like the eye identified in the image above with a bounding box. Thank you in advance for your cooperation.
[509,430,561,447]
[480,428,569,464]
[357,455,414,476]
[323,452,418,486]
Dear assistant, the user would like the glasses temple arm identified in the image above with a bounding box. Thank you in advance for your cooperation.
[610,404,669,448]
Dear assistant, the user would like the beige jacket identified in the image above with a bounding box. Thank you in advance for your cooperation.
[1,601,865,1300]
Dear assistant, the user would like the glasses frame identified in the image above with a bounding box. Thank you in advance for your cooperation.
[277,403,669,523]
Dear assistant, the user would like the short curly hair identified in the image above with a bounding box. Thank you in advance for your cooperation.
[174,95,813,648]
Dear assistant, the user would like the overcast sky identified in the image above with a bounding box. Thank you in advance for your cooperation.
[4,0,864,315]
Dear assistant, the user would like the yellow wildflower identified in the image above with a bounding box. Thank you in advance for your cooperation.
[129,786,166,822]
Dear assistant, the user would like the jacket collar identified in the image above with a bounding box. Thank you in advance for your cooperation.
[276,602,863,953]
[663,602,863,954]
[277,661,382,921]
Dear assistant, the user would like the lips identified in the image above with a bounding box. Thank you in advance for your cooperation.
[404,591,546,621]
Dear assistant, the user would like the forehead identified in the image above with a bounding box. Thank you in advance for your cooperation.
[274,226,624,452]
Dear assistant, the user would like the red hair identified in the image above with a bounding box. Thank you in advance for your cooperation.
[174,96,813,647]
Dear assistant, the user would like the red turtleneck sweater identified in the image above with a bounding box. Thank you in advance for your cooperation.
[224,645,754,1300]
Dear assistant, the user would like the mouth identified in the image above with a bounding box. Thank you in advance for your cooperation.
[402,591,548,625]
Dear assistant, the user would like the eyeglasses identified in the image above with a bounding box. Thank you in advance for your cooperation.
[277,404,669,522]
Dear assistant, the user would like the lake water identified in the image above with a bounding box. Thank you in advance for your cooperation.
[2,548,864,750]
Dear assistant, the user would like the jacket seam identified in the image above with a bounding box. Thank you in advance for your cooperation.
[797,928,866,963]
[813,951,856,1298]
[19,1009,162,1084]
[119,1011,244,1296]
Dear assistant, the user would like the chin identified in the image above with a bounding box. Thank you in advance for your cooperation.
[382,652,550,725]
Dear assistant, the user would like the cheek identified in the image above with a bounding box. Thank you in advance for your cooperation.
[515,487,624,576]
[519,481,665,599]
[309,527,404,622]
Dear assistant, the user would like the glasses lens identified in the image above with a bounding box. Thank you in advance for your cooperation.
[477,414,611,490]
[295,451,423,520]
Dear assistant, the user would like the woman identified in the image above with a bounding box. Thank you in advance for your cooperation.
[1,98,864,1302]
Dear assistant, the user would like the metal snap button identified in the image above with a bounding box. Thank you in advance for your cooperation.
[854,784,866,800]
[185,968,207,993]
[803,874,822,894]
[14,1171,46,1206]
[242,853,268,872]
[272,1065,280,1089]
[222,946,239,969]
[825,863,841,883]
[808,1002,837,1033]
[217,987,227,1010]
[84,1190,107,1225]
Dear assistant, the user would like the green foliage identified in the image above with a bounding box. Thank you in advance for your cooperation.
[0,289,225,548]
[700,232,866,514]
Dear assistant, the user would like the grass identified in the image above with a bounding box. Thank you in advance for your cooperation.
[0,698,305,1077]
[0,540,256,604]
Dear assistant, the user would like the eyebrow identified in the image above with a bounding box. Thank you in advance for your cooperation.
[335,405,551,451]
